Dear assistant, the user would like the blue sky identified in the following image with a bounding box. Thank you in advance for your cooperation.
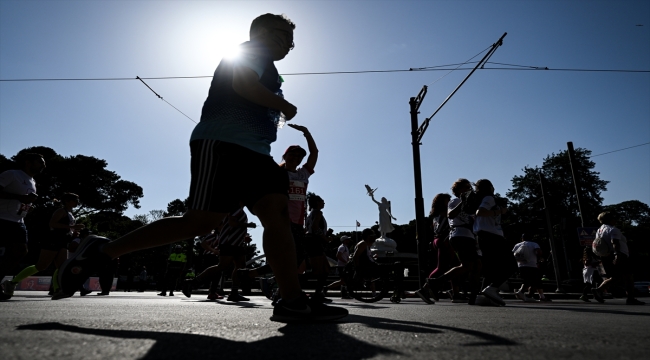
[1,0,648,250]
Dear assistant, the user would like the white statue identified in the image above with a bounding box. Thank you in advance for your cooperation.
[365,185,397,238]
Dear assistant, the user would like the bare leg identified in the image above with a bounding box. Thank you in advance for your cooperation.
[102,210,225,259]
[34,249,59,272]
[252,193,301,301]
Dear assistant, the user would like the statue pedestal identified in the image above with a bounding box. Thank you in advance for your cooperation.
[370,236,398,257]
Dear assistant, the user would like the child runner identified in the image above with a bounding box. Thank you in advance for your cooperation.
[580,246,604,303]
[512,234,549,302]
[55,13,347,322]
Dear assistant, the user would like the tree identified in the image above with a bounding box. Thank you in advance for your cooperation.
[164,198,188,217]
[603,200,650,228]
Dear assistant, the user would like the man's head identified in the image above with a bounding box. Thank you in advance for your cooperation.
[598,211,617,225]
[362,228,377,244]
[282,145,306,169]
[340,235,351,246]
[18,153,45,176]
[250,13,295,60]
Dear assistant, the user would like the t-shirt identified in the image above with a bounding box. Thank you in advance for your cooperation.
[596,224,629,256]
[473,195,503,236]
[337,244,350,266]
[0,170,37,223]
[448,198,475,239]
[201,232,219,255]
[512,241,540,267]
[287,166,313,225]
[305,210,327,235]
[191,40,282,156]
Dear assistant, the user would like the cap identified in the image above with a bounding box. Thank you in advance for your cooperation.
[340,235,351,242]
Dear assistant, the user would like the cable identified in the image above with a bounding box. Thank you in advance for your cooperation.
[136,76,196,124]
[1,66,648,82]
[590,142,650,158]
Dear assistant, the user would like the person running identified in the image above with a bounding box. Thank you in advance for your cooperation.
[183,206,255,302]
[592,211,644,305]
[3,193,84,298]
[512,234,549,302]
[65,229,93,296]
[0,153,45,300]
[350,228,404,298]
[199,230,224,300]
[325,235,352,299]
[580,246,605,303]
[55,13,347,322]
[304,193,333,303]
[473,179,513,306]
[158,244,187,297]
[416,180,482,305]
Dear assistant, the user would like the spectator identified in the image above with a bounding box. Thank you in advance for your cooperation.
[158,244,187,297]
[580,246,605,303]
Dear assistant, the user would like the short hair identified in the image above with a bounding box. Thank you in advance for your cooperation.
[17,153,43,165]
[598,211,616,225]
[61,192,79,202]
[250,13,295,37]
[451,178,471,196]
[362,228,375,239]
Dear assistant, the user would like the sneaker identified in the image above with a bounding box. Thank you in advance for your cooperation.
[482,286,505,306]
[207,293,223,300]
[182,279,194,298]
[95,292,109,296]
[579,295,591,302]
[415,288,435,304]
[311,293,333,304]
[514,290,527,301]
[626,298,645,305]
[0,292,10,301]
[2,280,16,297]
[271,293,348,322]
[592,288,605,303]
[80,289,92,296]
[169,292,174,296]
[54,235,111,300]
[227,293,250,302]
[157,292,167,297]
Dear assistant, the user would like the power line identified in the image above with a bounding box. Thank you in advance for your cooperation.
[1,65,648,82]
[591,142,650,158]
[136,76,196,124]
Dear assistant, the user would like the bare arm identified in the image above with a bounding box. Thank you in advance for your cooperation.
[0,185,37,203]
[232,66,297,119]
[288,124,318,170]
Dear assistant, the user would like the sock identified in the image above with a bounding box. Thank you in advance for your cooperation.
[52,269,59,292]
[12,265,39,284]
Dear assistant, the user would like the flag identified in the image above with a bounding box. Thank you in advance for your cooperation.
[356,220,360,227]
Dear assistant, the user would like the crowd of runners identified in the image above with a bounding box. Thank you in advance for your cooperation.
[0,14,645,324]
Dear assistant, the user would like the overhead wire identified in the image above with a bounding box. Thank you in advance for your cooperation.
[590,142,650,158]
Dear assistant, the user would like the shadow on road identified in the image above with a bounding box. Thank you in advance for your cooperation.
[16,314,516,359]
[513,304,650,317]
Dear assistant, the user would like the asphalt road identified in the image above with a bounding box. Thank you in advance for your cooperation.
[1,291,648,360]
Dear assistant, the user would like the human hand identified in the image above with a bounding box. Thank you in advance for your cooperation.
[287,123,309,134]
[282,102,297,120]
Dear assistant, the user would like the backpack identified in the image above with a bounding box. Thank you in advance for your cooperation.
[591,230,611,257]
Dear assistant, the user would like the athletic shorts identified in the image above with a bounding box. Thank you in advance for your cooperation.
[449,236,479,263]
[219,244,248,257]
[304,234,326,257]
[519,266,541,288]
[188,139,289,214]
[0,219,28,245]
[40,233,70,251]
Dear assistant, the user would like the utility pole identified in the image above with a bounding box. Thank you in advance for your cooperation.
[539,173,563,292]
[567,142,585,227]
[409,33,507,287]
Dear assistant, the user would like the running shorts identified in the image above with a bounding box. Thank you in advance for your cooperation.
[188,139,289,214]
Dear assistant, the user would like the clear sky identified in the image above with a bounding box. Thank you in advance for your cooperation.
[1,0,649,250]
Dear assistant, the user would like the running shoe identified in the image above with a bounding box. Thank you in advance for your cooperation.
[591,288,605,303]
[482,286,506,306]
[514,290,527,301]
[53,235,111,300]
[182,279,194,298]
[311,292,333,304]
[169,292,174,296]
[95,292,109,296]
[271,293,349,322]
[227,293,250,302]
[579,295,591,302]
[207,292,223,300]
[80,289,92,296]
[626,298,645,305]
[157,292,167,297]
[415,288,435,304]
[2,280,16,297]
[0,292,10,301]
